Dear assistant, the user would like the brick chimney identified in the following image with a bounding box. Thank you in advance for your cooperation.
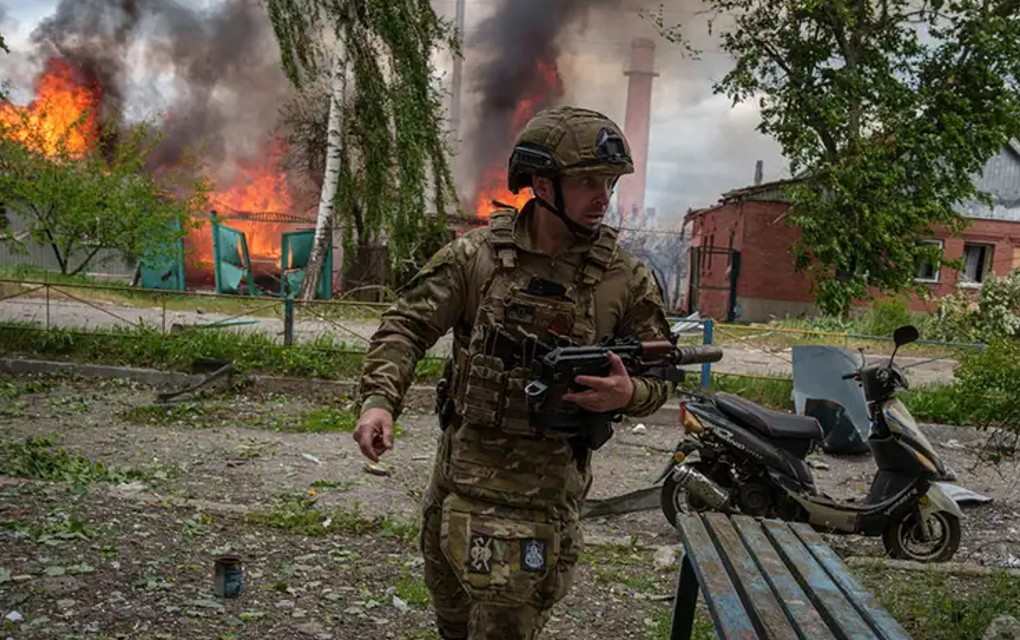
[618,37,658,227]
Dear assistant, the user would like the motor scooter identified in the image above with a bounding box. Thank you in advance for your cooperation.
[659,324,963,562]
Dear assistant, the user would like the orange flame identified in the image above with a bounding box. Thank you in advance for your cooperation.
[185,143,300,267]
[473,60,564,218]
[0,58,101,158]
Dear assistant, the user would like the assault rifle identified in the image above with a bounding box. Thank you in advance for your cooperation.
[524,338,724,414]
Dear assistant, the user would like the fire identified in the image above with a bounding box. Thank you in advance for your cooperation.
[185,143,300,267]
[473,60,564,217]
[0,57,100,157]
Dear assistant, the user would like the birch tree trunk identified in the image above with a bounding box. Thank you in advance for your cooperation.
[297,45,346,301]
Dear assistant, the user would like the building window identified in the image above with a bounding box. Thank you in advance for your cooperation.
[961,243,993,285]
[915,240,942,283]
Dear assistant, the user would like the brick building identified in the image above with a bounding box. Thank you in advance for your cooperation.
[685,143,1020,321]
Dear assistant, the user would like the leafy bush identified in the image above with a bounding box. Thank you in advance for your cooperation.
[860,298,916,337]
[926,269,1020,343]
[955,338,1020,440]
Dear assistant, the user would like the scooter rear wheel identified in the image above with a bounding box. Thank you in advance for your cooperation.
[882,510,961,563]
[660,462,718,527]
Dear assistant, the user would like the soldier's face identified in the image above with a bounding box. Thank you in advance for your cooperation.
[536,174,617,229]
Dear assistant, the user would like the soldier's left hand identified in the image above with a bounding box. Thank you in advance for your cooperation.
[563,351,634,412]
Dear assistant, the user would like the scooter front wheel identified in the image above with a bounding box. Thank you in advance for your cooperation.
[882,510,961,563]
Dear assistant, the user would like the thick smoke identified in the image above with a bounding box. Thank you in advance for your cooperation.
[465,0,618,192]
[28,0,290,178]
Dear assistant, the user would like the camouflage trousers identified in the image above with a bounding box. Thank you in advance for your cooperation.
[419,470,586,640]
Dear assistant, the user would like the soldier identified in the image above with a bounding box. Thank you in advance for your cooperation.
[353,106,672,639]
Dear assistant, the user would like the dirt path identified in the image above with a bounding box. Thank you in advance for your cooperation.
[0,374,1017,639]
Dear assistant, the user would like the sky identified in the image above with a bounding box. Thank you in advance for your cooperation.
[0,0,790,225]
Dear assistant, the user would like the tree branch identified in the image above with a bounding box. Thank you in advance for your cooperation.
[69,244,104,277]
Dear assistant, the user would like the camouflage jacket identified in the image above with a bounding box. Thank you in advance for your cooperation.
[358,203,672,419]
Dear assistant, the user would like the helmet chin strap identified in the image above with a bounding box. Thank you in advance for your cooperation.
[534,178,598,238]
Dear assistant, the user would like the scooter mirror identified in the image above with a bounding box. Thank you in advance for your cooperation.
[893,325,919,347]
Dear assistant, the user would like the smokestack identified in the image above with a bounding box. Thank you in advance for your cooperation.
[754,160,763,186]
[618,37,657,226]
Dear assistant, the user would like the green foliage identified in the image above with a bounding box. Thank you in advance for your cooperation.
[703,374,971,426]
[118,403,218,428]
[0,436,148,486]
[662,1,1020,315]
[284,406,358,433]
[0,117,209,276]
[927,270,1020,343]
[266,0,460,284]
[247,492,419,544]
[706,374,795,412]
[857,565,1020,640]
[955,338,1020,442]
[859,299,915,338]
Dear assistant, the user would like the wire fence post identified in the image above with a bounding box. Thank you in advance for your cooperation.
[283,296,295,346]
[701,319,714,389]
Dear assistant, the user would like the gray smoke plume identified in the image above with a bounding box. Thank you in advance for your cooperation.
[466,0,620,196]
[29,0,290,178]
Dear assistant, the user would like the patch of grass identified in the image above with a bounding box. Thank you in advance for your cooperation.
[902,384,970,426]
[0,436,150,486]
[1,376,57,398]
[1,511,92,545]
[182,512,213,537]
[246,493,421,546]
[595,568,659,592]
[581,543,649,568]
[645,605,716,640]
[0,322,446,383]
[272,406,405,438]
[283,406,358,433]
[856,566,1020,640]
[118,402,218,428]
[703,375,794,411]
[699,374,971,426]
[378,513,421,547]
[309,479,359,491]
[394,570,431,607]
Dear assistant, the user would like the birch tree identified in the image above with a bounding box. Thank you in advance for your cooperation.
[264,0,459,300]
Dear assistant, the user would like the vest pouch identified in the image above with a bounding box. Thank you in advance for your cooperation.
[502,367,549,438]
[439,494,561,607]
[460,354,506,427]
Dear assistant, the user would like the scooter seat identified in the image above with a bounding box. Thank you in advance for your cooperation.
[715,393,823,440]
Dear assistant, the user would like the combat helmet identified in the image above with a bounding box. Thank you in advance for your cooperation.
[508,106,633,235]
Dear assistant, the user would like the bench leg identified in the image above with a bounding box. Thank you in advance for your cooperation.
[669,553,700,640]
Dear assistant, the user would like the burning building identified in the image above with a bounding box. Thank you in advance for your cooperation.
[1,0,315,285]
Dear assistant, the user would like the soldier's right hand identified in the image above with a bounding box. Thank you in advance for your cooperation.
[353,407,394,462]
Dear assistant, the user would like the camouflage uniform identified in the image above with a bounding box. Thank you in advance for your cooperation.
[358,107,672,640]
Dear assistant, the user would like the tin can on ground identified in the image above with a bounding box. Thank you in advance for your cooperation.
[213,554,244,598]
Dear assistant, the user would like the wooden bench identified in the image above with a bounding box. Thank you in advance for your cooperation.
[669,513,911,640]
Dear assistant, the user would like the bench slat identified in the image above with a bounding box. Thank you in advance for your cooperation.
[763,519,881,640]
[703,513,801,640]
[731,515,838,640]
[790,523,912,640]
[677,514,760,639]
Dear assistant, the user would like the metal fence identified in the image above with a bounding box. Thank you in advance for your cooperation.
[0,278,392,349]
[1,278,983,387]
